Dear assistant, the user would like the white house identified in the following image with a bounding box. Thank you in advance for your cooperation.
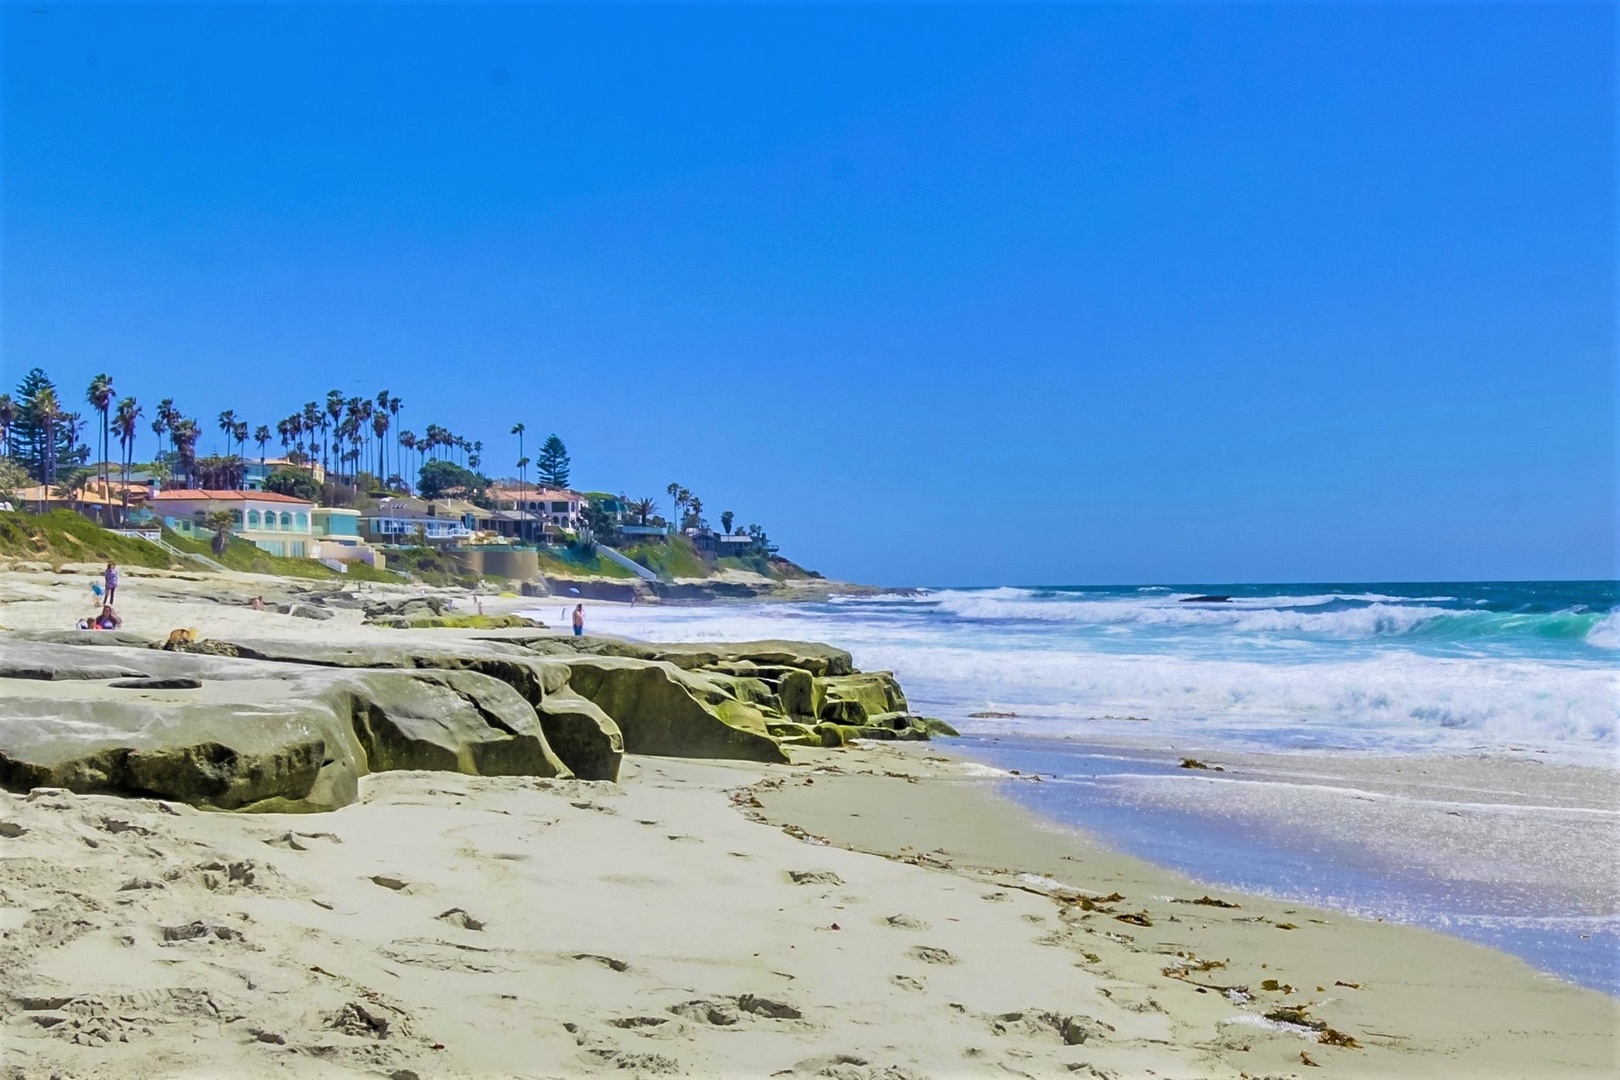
[145,489,317,558]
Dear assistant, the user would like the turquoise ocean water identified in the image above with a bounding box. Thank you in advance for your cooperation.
[564,581,1619,991]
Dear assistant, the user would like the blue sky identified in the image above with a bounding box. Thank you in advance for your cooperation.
[2,3,1612,586]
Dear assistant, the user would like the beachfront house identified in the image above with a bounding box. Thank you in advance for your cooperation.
[145,489,316,558]
[490,485,584,532]
[242,457,326,492]
[359,497,473,546]
[310,507,386,569]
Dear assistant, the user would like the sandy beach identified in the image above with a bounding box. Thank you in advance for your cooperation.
[1,565,1616,1078]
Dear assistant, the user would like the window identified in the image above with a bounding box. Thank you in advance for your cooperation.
[280,512,292,528]
[551,501,570,513]
[230,510,243,526]
[295,512,307,530]
[248,510,261,528]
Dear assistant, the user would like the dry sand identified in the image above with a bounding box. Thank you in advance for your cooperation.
[1,565,1616,1078]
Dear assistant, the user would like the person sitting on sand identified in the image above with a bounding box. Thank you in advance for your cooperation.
[250,596,265,611]
[76,617,92,631]
[572,603,585,637]
[103,562,120,605]
[94,605,122,631]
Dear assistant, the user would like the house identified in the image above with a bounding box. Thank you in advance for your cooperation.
[242,458,325,492]
[15,479,150,524]
[490,485,584,532]
[145,489,317,558]
[310,507,385,569]
[716,533,757,557]
[359,497,473,545]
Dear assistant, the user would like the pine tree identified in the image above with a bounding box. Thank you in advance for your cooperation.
[11,368,87,485]
[536,434,571,488]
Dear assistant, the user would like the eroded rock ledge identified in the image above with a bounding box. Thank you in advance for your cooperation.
[0,632,953,812]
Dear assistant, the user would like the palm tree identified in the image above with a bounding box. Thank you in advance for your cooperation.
[469,439,482,471]
[721,510,734,535]
[398,430,418,491]
[372,410,390,481]
[324,391,344,472]
[151,398,174,468]
[254,424,270,464]
[632,497,657,526]
[233,422,249,482]
[86,374,114,500]
[204,509,234,556]
[171,418,200,487]
[302,402,323,470]
[0,394,15,457]
[387,394,402,475]
[112,397,142,515]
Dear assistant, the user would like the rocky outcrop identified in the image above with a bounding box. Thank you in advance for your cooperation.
[535,691,624,782]
[814,672,908,724]
[340,670,570,779]
[536,638,855,677]
[562,656,789,764]
[0,625,943,810]
[0,676,359,812]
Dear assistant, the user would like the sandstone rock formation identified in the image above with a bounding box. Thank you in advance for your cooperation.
[0,627,950,811]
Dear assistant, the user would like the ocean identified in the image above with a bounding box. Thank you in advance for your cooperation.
[557,581,1620,992]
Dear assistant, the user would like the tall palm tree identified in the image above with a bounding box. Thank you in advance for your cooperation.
[372,410,389,482]
[469,439,482,471]
[374,390,391,481]
[302,402,322,470]
[398,430,418,492]
[86,374,114,499]
[216,409,237,463]
[151,398,175,467]
[171,418,200,487]
[324,391,345,474]
[233,422,249,484]
[0,393,15,457]
[112,397,141,514]
[386,395,402,478]
[254,424,270,464]
[632,497,657,526]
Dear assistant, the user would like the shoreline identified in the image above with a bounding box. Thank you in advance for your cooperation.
[944,732,1620,995]
[1,567,1615,1075]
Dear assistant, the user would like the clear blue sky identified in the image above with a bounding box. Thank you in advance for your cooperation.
[2,3,1612,586]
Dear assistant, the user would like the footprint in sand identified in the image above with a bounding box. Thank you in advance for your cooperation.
[263,831,342,851]
[890,974,927,992]
[907,945,959,965]
[436,908,485,931]
[885,914,929,930]
[788,870,843,886]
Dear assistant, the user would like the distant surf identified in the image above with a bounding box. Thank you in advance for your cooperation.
[580,580,1619,765]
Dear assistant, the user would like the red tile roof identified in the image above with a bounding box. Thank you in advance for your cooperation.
[146,490,313,504]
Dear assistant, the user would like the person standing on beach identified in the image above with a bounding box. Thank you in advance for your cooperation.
[572,604,585,637]
[103,562,119,606]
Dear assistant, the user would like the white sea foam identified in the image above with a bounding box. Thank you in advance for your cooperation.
[569,591,1619,767]
[1586,611,1620,650]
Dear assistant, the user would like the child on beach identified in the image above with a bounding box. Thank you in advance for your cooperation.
[90,580,104,606]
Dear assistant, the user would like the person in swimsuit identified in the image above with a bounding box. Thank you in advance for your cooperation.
[572,604,585,637]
